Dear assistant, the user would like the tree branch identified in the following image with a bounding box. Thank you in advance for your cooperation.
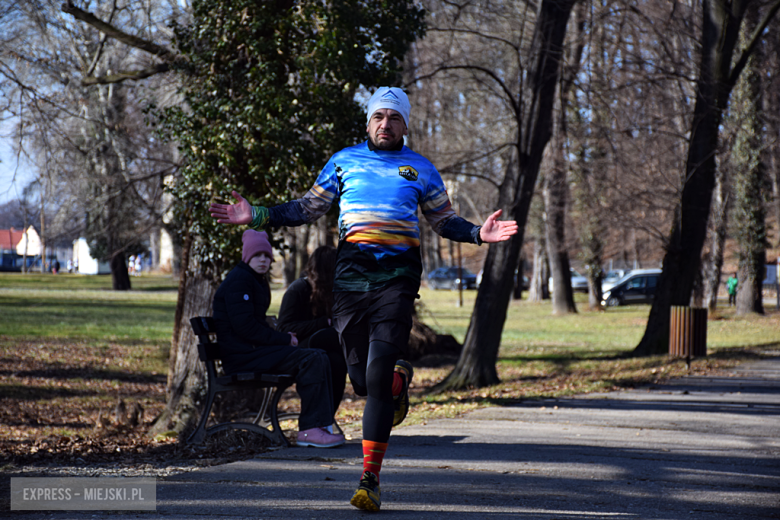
[728,0,780,87]
[81,63,171,85]
[61,1,179,63]
[412,65,519,116]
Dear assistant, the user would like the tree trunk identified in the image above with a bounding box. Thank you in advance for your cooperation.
[282,227,298,286]
[422,220,442,276]
[691,265,705,307]
[110,251,131,290]
[767,22,780,248]
[733,22,767,316]
[150,268,217,438]
[586,266,603,309]
[737,260,766,314]
[704,165,729,311]
[634,0,762,356]
[436,0,576,391]
[544,146,576,314]
[529,237,550,302]
[725,4,769,316]
[513,256,526,300]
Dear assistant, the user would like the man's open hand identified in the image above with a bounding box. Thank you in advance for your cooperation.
[209,191,252,225]
[479,209,518,243]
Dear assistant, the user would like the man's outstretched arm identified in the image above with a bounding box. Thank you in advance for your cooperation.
[209,188,330,230]
[479,209,518,243]
[209,191,253,225]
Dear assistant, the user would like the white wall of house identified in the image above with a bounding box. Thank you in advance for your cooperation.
[15,226,41,256]
[72,238,110,275]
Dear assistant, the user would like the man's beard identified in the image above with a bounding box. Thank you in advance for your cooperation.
[369,132,403,150]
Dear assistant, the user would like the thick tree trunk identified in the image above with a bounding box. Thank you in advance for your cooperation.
[634,0,753,356]
[734,10,767,316]
[110,251,131,290]
[737,259,766,314]
[436,0,576,391]
[150,269,217,438]
[767,23,780,248]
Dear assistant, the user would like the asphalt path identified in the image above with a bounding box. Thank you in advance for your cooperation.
[8,356,780,519]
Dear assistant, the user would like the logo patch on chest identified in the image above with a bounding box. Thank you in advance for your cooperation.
[398,165,419,181]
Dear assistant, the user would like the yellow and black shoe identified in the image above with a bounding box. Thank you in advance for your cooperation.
[350,471,381,512]
[393,360,414,427]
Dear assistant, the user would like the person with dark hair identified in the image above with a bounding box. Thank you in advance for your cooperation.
[210,87,517,511]
[278,245,347,420]
[212,230,345,448]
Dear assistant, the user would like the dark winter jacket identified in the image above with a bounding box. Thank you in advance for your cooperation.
[277,277,331,349]
[212,262,292,370]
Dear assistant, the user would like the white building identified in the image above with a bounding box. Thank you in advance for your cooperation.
[72,238,110,275]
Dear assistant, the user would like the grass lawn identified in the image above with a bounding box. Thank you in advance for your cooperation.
[1,272,778,465]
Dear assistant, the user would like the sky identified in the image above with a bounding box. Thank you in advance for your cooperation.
[0,133,35,205]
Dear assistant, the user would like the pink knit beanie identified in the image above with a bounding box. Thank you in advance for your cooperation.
[242,230,273,263]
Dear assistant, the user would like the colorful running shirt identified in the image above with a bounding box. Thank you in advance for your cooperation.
[265,141,481,292]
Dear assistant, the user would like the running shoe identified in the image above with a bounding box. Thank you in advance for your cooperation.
[393,360,414,427]
[296,427,345,448]
[350,471,381,511]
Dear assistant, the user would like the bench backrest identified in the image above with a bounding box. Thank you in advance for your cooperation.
[189,315,279,363]
[189,316,221,362]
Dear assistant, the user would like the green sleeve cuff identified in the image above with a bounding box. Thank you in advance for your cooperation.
[250,206,270,230]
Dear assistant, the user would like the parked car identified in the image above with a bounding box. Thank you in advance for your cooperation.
[476,269,529,289]
[601,268,662,307]
[428,266,478,290]
[549,268,589,293]
[602,269,630,292]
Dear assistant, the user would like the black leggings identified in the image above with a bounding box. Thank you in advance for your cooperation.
[348,339,400,443]
[307,327,348,415]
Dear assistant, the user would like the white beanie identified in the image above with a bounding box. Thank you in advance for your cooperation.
[366,87,410,128]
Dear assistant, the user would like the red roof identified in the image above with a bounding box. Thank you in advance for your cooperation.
[0,228,25,250]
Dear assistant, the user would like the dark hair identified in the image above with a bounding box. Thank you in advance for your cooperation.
[305,245,337,317]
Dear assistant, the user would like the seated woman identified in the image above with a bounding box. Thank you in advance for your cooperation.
[212,230,344,448]
[278,245,347,418]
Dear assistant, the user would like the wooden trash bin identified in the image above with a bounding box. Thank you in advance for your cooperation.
[669,306,707,359]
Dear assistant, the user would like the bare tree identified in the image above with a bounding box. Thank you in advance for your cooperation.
[408,0,577,390]
[634,0,780,355]
[1,1,181,288]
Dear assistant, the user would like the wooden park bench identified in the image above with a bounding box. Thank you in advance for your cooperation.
[187,316,299,446]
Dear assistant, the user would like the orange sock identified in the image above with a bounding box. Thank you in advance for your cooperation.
[362,440,388,479]
[392,372,403,397]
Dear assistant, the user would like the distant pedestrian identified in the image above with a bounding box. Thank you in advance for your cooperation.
[727,273,738,306]
[52,259,60,274]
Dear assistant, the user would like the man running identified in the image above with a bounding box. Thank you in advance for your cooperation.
[210,87,518,511]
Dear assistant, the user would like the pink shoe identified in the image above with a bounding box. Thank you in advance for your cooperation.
[297,427,345,448]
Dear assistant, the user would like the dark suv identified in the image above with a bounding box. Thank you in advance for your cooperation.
[601,269,662,307]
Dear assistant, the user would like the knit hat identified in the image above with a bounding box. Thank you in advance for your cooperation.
[366,87,411,128]
[242,230,273,263]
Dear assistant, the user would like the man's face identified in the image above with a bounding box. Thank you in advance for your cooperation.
[367,108,407,150]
